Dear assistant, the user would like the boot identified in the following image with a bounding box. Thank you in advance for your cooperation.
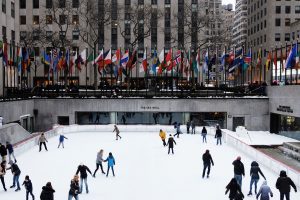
[247,192,252,196]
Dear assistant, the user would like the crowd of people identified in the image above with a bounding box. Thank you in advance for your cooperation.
[0,123,298,200]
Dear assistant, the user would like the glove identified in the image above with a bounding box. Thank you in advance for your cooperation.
[295,189,297,193]
[270,194,273,197]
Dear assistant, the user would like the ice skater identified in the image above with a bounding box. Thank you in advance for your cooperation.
[215,125,222,145]
[201,127,207,143]
[6,141,17,163]
[22,175,35,200]
[113,125,122,140]
[173,123,182,138]
[232,156,245,189]
[0,143,7,161]
[0,160,7,191]
[93,149,105,177]
[68,175,80,200]
[57,134,68,148]
[75,163,92,193]
[225,178,244,200]
[191,120,196,134]
[159,129,167,146]
[38,133,48,152]
[104,152,116,177]
[202,149,214,178]
[167,134,176,154]
[247,161,266,196]
[276,170,297,200]
[7,160,21,191]
[186,120,191,133]
[40,182,55,200]
[94,113,100,123]
[256,181,273,200]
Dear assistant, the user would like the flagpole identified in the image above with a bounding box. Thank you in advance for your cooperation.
[13,43,16,90]
[9,41,12,90]
[297,40,299,85]
[207,45,210,85]
[224,46,227,89]
[111,47,113,97]
[171,47,173,97]
[274,46,277,83]
[86,47,88,97]
[270,47,273,84]
[285,43,287,84]
[3,41,6,98]
[145,46,148,98]
[290,42,293,84]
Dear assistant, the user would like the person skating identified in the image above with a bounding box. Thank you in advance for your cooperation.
[159,129,167,146]
[167,134,176,154]
[94,113,100,123]
[0,160,7,191]
[38,133,48,152]
[0,142,7,161]
[173,123,182,138]
[68,175,80,200]
[256,181,273,200]
[275,170,297,200]
[225,178,244,200]
[215,125,222,145]
[186,121,191,134]
[232,156,245,189]
[40,182,55,200]
[57,134,68,148]
[93,149,105,177]
[202,149,214,178]
[22,175,35,200]
[104,152,116,177]
[75,163,92,193]
[6,141,17,163]
[7,160,21,191]
[191,120,196,134]
[248,161,266,196]
[201,127,208,143]
[113,125,122,140]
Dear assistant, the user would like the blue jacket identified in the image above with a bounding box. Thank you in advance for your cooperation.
[6,143,14,153]
[59,135,67,142]
[257,181,273,200]
[105,156,115,167]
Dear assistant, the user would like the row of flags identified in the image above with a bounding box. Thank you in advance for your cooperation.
[1,40,300,78]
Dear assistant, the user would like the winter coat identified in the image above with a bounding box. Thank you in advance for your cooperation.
[68,180,79,196]
[256,181,273,200]
[250,164,265,180]
[59,135,67,142]
[186,121,191,128]
[159,131,166,140]
[105,155,115,167]
[202,152,214,165]
[0,144,7,156]
[6,143,14,153]
[215,129,222,138]
[8,163,21,176]
[76,165,92,178]
[232,160,245,176]
[23,180,33,192]
[0,162,6,176]
[176,124,181,133]
[234,191,244,200]
[191,121,195,128]
[113,126,120,134]
[96,152,104,164]
[226,179,243,199]
[40,185,55,200]
[39,135,48,143]
[276,171,297,193]
[201,128,207,136]
[167,137,176,148]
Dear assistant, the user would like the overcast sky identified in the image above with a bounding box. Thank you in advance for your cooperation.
[222,0,235,8]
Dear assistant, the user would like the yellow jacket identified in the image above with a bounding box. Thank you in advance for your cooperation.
[159,131,166,140]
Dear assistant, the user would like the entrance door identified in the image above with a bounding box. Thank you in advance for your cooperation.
[232,117,245,131]
[270,113,280,134]
[57,116,70,125]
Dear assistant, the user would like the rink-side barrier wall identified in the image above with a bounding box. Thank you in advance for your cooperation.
[223,130,300,188]
[11,125,300,187]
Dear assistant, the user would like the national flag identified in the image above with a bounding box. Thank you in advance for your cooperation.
[257,48,262,67]
[158,49,165,74]
[2,42,8,66]
[112,49,121,63]
[296,43,300,69]
[126,50,137,69]
[173,50,181,66]
[184,50,191,77]
[203,49,208,73]
[151,49,159,74]
[285,43,297,69]
[104,49,112,65]
[220,49,226,72]
[229,48,243,72]
[52,48,59,72]
[57,50,64,70]
[93,50,103,64]
[0,40,3,57]
[75,50,85,71]
[120,50,129,67]
[273,49,277,72]
[266,51,272,71]
[140,49,148,73]
[64,49,69,69]
[165,49,173,71]
[69,50,77,74]
[80,49,87,62]
[244,48,252,64]
[17,47,22,72]
[194,49,200,73]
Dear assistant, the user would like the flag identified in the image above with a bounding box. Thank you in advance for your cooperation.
[93,50,103,64]
[158,49,165,74]
[229,48,243,72]
[104,49,112,65]
[195,49,200,73]
[257,48,262,67]
[220,49,226,72]
[126,50,137,69]
[296,43,300,69]
[244,48,252,64]
[140,49,147,73]
[75,50,84,71]
[52,48,59,72]
[203,49,208,73]
[64,49,69,69]
[274,49,277,72]
[80,49,87,62]
[17,47,22,72]
[2,42,8,66]
[184,50,191,78]
[112,49,121,63]
[70,50,77,74]
[165,49,173,71]
[0,40,3,57]
[285,43,297,69]
[151,49,159,75]
[57,50,64,70]
[266,51,272,71]
[120,50,129,67]
[173,50,181,66]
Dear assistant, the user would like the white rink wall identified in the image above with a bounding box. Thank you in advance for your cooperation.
[12,124,300,187]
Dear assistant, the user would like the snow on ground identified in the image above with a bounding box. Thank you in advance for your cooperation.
[1,131,300,200]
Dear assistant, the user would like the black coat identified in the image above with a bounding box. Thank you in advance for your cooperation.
[23,180,33,192]
[202,152,214,165]
[226,180,243,198]
[6,143,14,153]
[40,185,55,200]
[9,163,21,176]
[250,166,265,179]
[232,160,245,176]
[276,177,297,193]
[76,165,92,178]
[68,180,79,196]
[0,145,7,156]
[167,137,176,148]
[215,129,222,138]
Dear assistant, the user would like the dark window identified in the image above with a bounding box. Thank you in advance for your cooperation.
[138,0,144,5]
[285,18,290,26]
[46,31,52,40]
[2,26,6,40]
[295,6,300,14]
[165,0,171,4]
[20,31,27,41]
[33,0,39,9]
[112,0,118,20]
[111,27,118,50]
[11,30,15,43]
[125,0,131,5]
[59,0,66,8]
[151,0,157,4]
[72,15,79,24]
[72,0,79,8]
[275,18,281,26]
[59,31,66,40]
[20,0,26,9]
[11,2,15,18]
[33,30,39,40]
[2,0,6,13]
[46,0,52,8]
[20,16,26,25]
[59,15,66,24]
[285,6,291,14]
[72,30,79,40]
[285,33,290,41]
[33,16,39,25]
[46,15,52,24]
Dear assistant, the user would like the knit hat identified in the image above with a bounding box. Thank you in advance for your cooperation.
[237,156,241,160]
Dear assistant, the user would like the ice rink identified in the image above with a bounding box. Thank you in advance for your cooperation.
[1,131,299,200]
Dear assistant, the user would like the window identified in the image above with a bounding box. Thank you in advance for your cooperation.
[285,6,291,14]
[11,2,15,18]
[46,0,52,8]
[275,18,281,26]
[46,31,52,40]
[33,0,39,9]
[46,15,53,24]
[285,18,290,26]
[2,0,6,13]
[285,33,290,41]
[20,16,26,25]
[296,6,300,14]
[275,33,280,41]
[72,15,79,24]
[72,30,79,40]
[2,26,6,40]
[20,0,26,9]
[111,28,118,50]
[73,0,79,8]
[59,0,66,8]
[138,0,144,5]
[20,31,27,40]
[34,47,40,57]
[59,15,66,24]
[165,0,171,4]
[151,0,157,5]
[125,0,131,5]
[33,30,40,40]
[33,16,39,25]
[11,30,15,42]
[59,31,66,40]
